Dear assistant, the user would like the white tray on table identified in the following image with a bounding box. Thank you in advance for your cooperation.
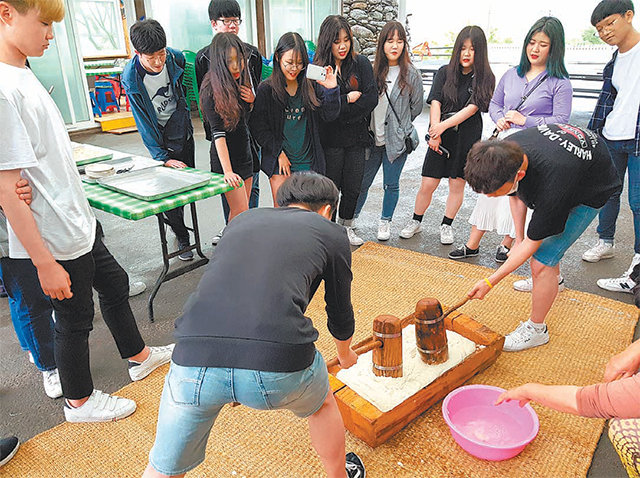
[97,167,211,201]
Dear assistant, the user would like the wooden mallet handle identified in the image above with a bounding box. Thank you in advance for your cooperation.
[325,339,382,369]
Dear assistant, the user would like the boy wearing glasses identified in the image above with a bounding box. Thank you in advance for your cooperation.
[122,19,195,261]
[582,0,640,293]
[196,0,262,243]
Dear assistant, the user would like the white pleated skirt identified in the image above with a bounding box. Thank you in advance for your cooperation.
[468,195,515,237]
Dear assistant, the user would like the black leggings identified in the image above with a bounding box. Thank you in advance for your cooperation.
[324,146,366,221]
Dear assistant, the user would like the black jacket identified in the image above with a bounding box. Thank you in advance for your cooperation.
[249,80,340,177]
[195,41,263,171]
[319,54,378,149]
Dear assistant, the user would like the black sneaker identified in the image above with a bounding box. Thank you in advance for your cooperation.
[495,245,510,263]
[448,245,479,260]
[346,452,366,478]
[0,436,19,467]
[178,240,194,261]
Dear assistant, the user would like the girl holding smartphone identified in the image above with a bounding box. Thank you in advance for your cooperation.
[250,32,340,202]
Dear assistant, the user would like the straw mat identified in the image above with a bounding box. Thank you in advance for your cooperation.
[3,242,638,478]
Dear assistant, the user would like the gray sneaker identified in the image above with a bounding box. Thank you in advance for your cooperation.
[128,344,174,381]
[400,219,423,239]
[582,239,614,262]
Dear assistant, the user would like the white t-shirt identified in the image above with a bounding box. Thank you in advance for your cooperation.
[142,64,176,127]
[0,62,96,260]
[371,65,400,147]
[603,40,640,141]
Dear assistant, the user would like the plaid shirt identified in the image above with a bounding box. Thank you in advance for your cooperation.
[588,50,640,155]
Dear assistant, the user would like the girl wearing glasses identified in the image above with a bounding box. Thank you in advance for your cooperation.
[314,15,378,245]
[250,32,339,203]
[400,26,495,245]
[351,21,424,242]
[200,32,255,221]
[449,17,572,291]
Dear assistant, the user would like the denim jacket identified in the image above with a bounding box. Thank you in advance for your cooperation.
[122,47,191,162]
[588,49,640,155]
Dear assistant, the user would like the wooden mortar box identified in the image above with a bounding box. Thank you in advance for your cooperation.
[327,312,504,448]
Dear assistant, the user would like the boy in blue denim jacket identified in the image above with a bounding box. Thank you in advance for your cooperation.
[122,19,195,260]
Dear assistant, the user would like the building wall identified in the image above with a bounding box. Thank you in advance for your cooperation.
[342,0,399,59]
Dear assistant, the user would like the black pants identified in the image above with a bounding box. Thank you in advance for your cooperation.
[163,135,195,243]
[51,224,145,399]
[324,146,366,221]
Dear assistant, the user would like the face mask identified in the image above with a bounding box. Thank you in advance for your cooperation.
[507,172,520,195]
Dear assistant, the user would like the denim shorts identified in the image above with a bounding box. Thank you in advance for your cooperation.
[532,204,599,267]
[149,350,329,475]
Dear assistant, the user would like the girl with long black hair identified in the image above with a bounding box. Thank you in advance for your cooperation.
[352,21,423,242]
[315,15,378,245]
[400,26,495,245]
[200,32,254,221]
[250,32,340,203]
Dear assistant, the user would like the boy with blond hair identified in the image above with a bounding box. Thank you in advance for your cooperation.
[0,0,172,423]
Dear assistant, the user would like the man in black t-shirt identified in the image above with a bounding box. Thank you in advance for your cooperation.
[142,173,366,478]
[465,124,621,352]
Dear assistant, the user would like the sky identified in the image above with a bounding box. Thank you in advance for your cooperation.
[406,0,638,45]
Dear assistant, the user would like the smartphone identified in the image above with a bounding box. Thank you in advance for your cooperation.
[306,64,326,82]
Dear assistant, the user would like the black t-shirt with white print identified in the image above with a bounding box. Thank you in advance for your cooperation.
[510,123,621,241]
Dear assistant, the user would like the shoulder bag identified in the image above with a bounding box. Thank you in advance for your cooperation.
[489,73,549,139]
[384,89,419,155]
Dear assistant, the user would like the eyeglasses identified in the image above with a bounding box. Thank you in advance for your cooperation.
[283,62,305,72]
[217,18,242,26]
[596,15,621,36]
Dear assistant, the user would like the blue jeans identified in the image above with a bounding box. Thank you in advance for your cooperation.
[597,138,640,253]
[533,205,599,267]
[0,257,56,371]
[149,351,329,475]
[355,146,407,221]
[222,171,260,223]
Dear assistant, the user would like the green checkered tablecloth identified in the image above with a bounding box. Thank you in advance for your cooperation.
[83,169,233,220]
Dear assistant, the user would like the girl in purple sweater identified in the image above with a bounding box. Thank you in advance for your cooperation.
[449,17,572,276]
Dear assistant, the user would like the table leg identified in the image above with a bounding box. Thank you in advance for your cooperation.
[147,205,209,322]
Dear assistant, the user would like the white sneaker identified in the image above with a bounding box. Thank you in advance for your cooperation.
[128,281,146,297]
[503,321,549,352]
[212,228,225,246]
[582,239,614,262]
[43,369,63,399]
[64,389,136,423]
[440,224,454,245]
[597,275,636,293]
[377,220,391,241]
[399,219,423,239]
[128,344,174,381]
[513,275,565,293]
[346,227,364,246]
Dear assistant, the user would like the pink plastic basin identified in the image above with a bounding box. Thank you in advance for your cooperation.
[442,384,539,461]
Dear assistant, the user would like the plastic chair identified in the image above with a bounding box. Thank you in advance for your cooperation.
[95,80,120,113]
[181,50,202,121]
[89,91,102,117]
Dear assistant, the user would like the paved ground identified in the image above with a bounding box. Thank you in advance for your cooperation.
[1,104,637,477]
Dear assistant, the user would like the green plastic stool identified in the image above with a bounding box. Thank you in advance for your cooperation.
[182,50,202,121]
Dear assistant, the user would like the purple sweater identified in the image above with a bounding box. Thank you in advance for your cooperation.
[489,68,573,129]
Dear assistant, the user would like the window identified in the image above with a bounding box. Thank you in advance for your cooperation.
[72,0,128,58]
